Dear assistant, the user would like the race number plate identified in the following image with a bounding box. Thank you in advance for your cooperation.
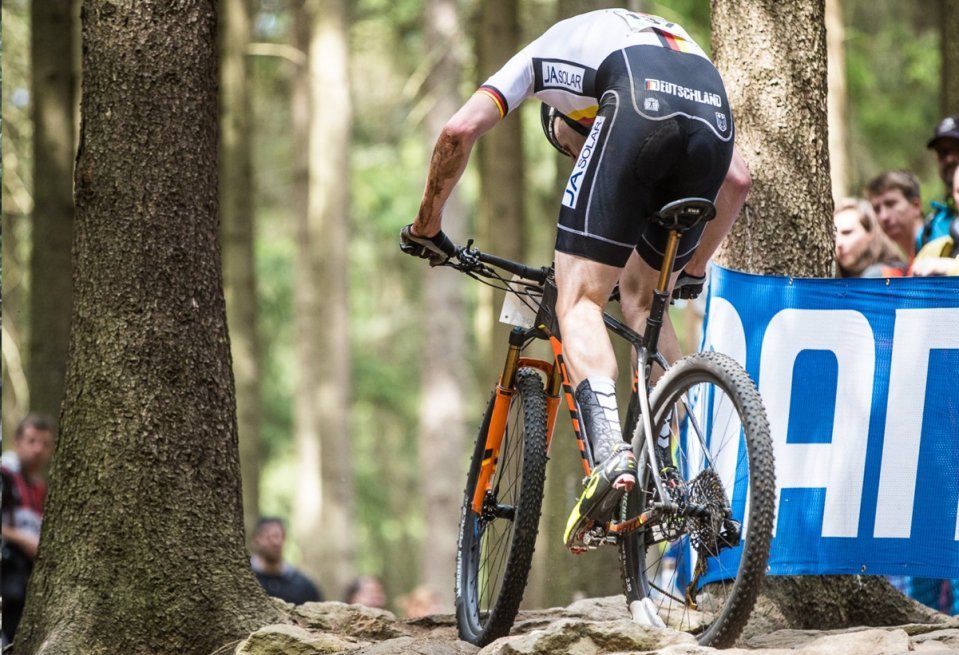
[499,275,539,329]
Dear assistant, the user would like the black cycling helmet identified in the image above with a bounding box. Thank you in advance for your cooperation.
[540,103,589,157]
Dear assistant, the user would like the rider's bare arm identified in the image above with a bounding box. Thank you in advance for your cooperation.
[682,149,751,278]
[412,93,503,238]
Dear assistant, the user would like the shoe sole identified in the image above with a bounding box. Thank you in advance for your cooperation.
[564,471,637,551]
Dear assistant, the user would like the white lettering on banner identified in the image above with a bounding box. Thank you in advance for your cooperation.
[563,116,604,209]
[759,309,873,538]
[541,61,586,93]
[873,308,959,539]
[699,298,750,533]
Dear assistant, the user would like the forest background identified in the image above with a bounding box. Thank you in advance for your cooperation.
[1,0,952,615]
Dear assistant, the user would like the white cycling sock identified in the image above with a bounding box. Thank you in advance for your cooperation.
[583,376,620,428]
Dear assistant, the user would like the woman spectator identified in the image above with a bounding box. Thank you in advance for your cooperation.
[834,197,906,278]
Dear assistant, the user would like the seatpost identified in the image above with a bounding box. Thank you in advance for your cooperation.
[643,230,681,360]
[656,230,681,293]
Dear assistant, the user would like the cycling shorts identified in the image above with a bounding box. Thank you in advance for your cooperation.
[555,45,735,270]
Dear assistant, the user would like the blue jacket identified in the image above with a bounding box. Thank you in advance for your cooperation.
[919,199,957,251]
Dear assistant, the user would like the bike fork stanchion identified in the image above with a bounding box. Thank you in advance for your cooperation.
[470,327,526,515]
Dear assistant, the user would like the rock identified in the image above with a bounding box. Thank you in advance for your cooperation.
[793,628,911,655]
[235,623,363,655]
[293,601,411,640]
[747,626,913,653]
[350,636,479,655]
[477,617,696,655]
[654,646,789,655]
[236,595,959,655]
[904,618,959,636]
[562,596,632,622]
[507,595,633,636]
[913,628,959,649]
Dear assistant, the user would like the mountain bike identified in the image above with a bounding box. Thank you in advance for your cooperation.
[444,198,776,648]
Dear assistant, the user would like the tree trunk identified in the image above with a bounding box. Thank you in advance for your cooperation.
[416,0,470,611]
[710,0,928,632]
[15,2,285,652]
[292,0,355,601]
[220,0,263,537]
[826,0,849,200]
[29,0,76,420]
[943,0,959,115]
[711,0,833,278]
[476,0,526,385]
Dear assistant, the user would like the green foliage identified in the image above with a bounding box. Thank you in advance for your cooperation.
[647,0,712,52]
[2,0,34,241]
[844,0,943,201]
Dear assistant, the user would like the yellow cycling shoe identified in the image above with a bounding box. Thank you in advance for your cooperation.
[564,443,636,552]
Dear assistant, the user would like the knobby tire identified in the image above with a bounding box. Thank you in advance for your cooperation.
[619,351,775,647]
[455,368,549,646]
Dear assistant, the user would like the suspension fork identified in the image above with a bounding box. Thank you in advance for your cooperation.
[470,328,559,515]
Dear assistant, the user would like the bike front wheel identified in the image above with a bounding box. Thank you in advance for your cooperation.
[620,351,775,647]
[455,368,548,646]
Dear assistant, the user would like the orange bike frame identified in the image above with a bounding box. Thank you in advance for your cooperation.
[470,332,590,515]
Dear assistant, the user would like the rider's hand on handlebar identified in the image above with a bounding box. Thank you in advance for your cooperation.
[399,224,458,267]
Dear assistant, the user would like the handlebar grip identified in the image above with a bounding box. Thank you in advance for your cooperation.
[475,251,548,283]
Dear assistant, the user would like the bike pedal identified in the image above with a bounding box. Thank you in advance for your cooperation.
[566,524,607,554]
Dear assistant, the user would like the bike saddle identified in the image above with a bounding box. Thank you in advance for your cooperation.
[652,198,717,232]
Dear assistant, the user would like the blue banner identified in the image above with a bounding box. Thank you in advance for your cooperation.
[701,266,959,579]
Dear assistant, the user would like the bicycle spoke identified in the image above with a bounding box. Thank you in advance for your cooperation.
[477,391,531,614]
[621,352,774,647]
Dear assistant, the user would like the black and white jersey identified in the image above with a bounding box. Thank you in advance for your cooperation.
[478,9,710,128]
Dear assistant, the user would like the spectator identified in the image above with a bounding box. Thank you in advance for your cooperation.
[923,115,959,245]
[397,584,442,619]
[250,517,323,605]
[343,575,387,609]
[912,165,959,277]
[833,197,905,278]
[865,170,926,264]
[1,414,56,645]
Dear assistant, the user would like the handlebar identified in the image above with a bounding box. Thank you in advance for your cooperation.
[446,240,626,303]
[448,240,550,285]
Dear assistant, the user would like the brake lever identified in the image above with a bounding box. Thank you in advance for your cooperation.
[454,239,483,270]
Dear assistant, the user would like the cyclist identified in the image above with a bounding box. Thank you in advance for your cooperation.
[400,8,750,551]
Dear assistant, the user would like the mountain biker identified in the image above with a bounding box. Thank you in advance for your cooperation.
[400,8,750,551]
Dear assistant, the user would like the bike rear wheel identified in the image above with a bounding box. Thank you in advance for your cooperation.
[455,368,548,646]
[619,351,775,647]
